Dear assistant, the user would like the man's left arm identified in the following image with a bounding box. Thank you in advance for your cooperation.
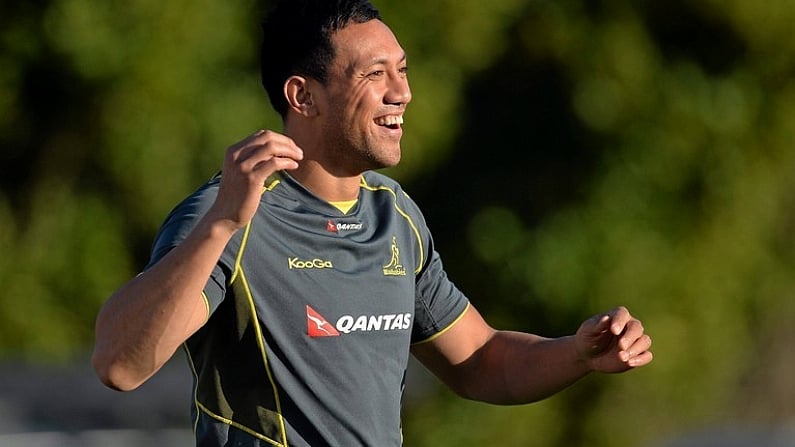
[411,305,653,405]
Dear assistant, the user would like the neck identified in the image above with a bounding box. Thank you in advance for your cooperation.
[290,160,362,202]
[282,117,364,202]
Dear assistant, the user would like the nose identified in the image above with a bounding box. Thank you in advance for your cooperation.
[386,72,412,106]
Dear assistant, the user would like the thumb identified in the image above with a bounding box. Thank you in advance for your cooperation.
[583,313,611,336]
[577,314,614,356]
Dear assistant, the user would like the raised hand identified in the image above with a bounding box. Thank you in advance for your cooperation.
[210,129,303,230]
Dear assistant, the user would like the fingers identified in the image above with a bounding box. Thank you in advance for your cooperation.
[581,306,653,372]
[606,306,632,336]
[621,333,653,367]
[210,129,304,229]
[583,307,631,338]
[629,348,654,367]
[229,129,304,177]
[606,306,653,368]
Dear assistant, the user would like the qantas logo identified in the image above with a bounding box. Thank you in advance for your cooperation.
[326,220,364,234]
[306,305,341,337]
[306,305,412,337]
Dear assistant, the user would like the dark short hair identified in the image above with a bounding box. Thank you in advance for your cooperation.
[260,0,382,117]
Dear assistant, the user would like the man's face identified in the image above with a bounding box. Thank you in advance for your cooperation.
[312,19,412,174]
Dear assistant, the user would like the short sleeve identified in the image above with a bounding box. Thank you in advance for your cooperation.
[411,245,470,344]
[144,178,232,315]
[398,188,469,343]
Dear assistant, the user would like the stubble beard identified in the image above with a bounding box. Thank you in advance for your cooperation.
[325,126,401,174]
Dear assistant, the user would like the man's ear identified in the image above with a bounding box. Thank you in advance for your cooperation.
[284,75,318,117]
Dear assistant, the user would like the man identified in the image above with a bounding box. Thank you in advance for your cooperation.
[92,1,653,446]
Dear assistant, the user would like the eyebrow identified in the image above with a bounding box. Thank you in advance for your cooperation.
[365,52,408,68]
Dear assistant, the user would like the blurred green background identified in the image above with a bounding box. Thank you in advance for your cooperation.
[1,0,794,446]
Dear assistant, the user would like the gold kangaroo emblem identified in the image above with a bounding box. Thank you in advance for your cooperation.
[383,236,407,276]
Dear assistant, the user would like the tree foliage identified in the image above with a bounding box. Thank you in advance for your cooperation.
[405,1,795,445]
[1,0,794,445]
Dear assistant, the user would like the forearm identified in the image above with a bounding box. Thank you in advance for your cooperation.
[92,214,237,391]
[462,331,591,405]
[416,305,651,405]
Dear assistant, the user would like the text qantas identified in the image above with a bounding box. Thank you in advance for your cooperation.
[336,313,412,334]
[306,306,412,337]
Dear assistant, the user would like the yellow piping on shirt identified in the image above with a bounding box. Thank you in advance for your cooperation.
[360,177,425,274]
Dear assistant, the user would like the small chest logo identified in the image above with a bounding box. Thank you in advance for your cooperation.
[383,236,407,276]
[326,220,364,234]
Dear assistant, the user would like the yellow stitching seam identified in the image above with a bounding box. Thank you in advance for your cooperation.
[195,401,286,447]
[360,182,425,273]
[237,264,289,445]
[411,302,471,346]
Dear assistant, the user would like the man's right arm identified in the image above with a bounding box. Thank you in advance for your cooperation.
[91,130,303,391]
[92,214,237,391]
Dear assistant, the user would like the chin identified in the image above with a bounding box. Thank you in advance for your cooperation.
[378,152,402,169]
[364,146,401,170]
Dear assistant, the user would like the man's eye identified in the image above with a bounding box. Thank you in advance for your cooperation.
[368,70,385,78]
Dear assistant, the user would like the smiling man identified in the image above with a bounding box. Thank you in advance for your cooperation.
[91,1,653,446]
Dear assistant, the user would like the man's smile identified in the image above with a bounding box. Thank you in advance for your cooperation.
[374,114,404,129]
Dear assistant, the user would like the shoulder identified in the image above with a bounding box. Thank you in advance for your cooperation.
[360,171,414,204]
[361,171,427,217]
[175,174,220,207]
[360,171,402,191]
[156,176,219,225]
[147,176,221,266]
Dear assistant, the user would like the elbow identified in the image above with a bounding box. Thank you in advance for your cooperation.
[451,375,525,406]
[448,380,483,402]
[449,373,496,403]
[91,349,146,392]
[443,347,519,405]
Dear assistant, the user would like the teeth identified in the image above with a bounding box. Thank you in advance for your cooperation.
[375,115,404,126]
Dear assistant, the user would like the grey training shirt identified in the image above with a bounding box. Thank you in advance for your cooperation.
[147,170,469,446]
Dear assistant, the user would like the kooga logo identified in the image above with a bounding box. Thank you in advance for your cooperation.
[288,257,334,270]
